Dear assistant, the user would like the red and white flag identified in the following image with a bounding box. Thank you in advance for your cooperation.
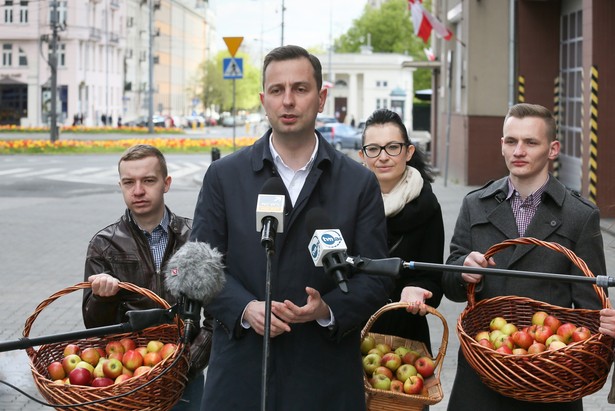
[408,0,453,43]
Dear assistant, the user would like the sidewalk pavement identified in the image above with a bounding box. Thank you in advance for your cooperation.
[0,154,614,410]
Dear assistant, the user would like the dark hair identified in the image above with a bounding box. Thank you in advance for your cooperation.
[118,144,168,178]
[504,103,556,142]
[262,45,323,91]
[362,108,434,183]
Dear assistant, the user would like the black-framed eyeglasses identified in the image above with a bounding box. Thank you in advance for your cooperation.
[361,142,408,158]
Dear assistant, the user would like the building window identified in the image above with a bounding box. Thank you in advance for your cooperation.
[383,81,388,87]
[2,43,12,66]
[4,0,14,23]
[383,99,388,109]
[48,43,66,67]
[18,47,26,65]
[19,0,27,23]
[376,98,381,109]
[376,81,381,87]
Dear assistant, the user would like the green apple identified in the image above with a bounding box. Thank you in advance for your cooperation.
[360,335,376,355]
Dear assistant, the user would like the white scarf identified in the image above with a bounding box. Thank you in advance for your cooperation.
[382,166,424,217]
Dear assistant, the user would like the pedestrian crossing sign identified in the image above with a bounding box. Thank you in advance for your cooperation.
[223,58,243,79]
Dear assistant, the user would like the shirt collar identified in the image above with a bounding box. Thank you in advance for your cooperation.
[130,207,170,235]
[506,176,549,205]
[268,133,319,172]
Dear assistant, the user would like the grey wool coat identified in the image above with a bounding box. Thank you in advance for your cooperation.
[442,175,607,411]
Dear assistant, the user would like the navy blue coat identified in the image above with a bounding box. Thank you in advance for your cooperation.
[191,131,394,410]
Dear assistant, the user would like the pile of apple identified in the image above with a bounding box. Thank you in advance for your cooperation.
[46,337,177,387]
[361,335,435,396]
[474,311,592,355]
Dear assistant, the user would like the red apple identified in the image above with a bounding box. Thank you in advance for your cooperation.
[119,337,137,352]
[489,316,507,331]
[68,367,92,386]
[373,366,393,380]
[95,347,106,358]
[371,373,391,390]
[531,311,548,326]
[47,361,66,381]
[122,367,134,377]
[390,379,404,393]
[135,346,149,358]
[534,325,554,344]
[512,348,528,355]
[160,343,177,360]
[105,341,125,357]
[401,349,421,365]
[80,347,101,367]
[362,353,381,375]
[108,351,123,362]
[380,353,402,372]
[102,358,123,379]
[62,354,81,374]
[91,377,114,387]
[395,363,417,382]
[122,349,144,371]
[572,326,591,342]
[477,338,494,349]
[115,374,131,384]
[525,324,538,340]
[414,356,435,378]
[495,345,513,355]
[63,343,81,357]
[143,351,163,367]
[543,315,562,333]
[511,331,534,350]
[556,323,577,343]
[403,375,424,395]
[146,340,164,353]
[133,365,152,377]
[527,342,546,354]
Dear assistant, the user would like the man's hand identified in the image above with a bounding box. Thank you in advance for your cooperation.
[461,251,495,284]
[243,300,291,337]
[599,308,615,338]
[400,286,433,315]
[272,287,330,324]
[88,273,120,297]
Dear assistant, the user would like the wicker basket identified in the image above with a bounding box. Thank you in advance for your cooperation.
[361,302,448,411]
[458,237,614,403]
[25,281,190,411]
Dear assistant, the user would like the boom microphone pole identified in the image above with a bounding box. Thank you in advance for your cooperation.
[344,256,615,288]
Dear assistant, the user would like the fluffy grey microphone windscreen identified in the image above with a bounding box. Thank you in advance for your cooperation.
[164,241,226,306]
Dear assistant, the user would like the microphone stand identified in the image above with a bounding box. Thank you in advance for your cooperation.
[0,306,177,353]
[260,219,277,411]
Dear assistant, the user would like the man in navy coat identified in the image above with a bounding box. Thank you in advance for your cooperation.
[191,45,394,410]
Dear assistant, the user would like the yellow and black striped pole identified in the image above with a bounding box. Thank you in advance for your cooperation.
[518,75,525,103]
[553,76,561,179]
[589,66,598,204]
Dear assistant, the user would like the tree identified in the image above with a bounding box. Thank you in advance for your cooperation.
[199,51,261,113]
[334,0,434,92]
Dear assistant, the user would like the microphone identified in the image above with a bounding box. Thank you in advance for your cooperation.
[306,208,350,293]
[256,177,286,249]
[164,241,226,343]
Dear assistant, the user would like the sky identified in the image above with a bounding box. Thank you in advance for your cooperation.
[209,0,369,59]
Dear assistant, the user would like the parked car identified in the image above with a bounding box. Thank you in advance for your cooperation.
[222,115,246,127]
[316,115,337,127]
[124,115,166,128]
[316,123,362,150]
[185,115,206,128]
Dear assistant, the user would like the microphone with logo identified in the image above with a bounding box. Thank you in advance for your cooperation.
[256,177,286,251]
[164,241,226,343]
[306,208,350,293]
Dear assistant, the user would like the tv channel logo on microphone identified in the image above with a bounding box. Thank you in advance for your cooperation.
[308,229,347,266]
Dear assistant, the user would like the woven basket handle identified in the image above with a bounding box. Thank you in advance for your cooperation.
[466,237,610,309]
[22,281,178,355]
[361,302,448,380]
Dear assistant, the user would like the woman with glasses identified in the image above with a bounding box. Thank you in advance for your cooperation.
[358,108,444,358]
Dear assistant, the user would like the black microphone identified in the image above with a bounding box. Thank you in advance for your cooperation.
[306,208,350,293]
[164,241,226,343]
[256,177,286,250]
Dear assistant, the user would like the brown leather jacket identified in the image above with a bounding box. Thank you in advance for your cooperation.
[82,207,192,327]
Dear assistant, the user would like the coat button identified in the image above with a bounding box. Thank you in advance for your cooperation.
[550,220,557,227]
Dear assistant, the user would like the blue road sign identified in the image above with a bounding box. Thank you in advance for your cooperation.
[223,58,243,79]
